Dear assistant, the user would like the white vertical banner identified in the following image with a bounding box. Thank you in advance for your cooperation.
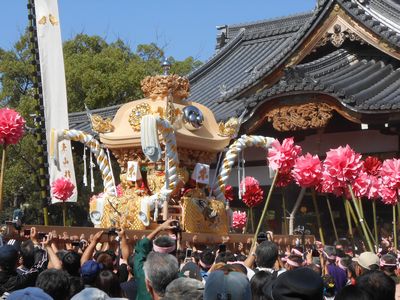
[35,0,77,203]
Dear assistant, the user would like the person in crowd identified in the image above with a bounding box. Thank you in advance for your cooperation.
[120,254,137,300]
[134,219,178,300]
[204,268,251,300]
[247,241,278,275]
[379,253,399,284]
[7,287,53,300]
[162,277,204,300]
[352,251,380,276]
[356,270,395,300]
[36,269,71,300]
[335,285,372,300]
[324,246,347,293]
[322,274,336,300]
[143,252,179,300]
[263,267,324,300]
[198,248,215,281]
[285,254,304,271]
[250,271,273,300]
[80,260,103,288]
[95,269,125,298]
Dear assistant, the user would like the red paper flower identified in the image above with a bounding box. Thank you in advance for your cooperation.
[0,108,25,145]
[380,159,400,190]
[51,177,75,201]
[292,153,322,188]
[363,156,382,176]
[232,210,247,230]
[322,145,363,189]
[378,184,398,205]
[276,171,293,187]
[241,176,264,207]
[267,137,302,173]
[224,185,234,202]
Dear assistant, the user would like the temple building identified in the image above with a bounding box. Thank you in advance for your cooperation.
[70,0,400,239]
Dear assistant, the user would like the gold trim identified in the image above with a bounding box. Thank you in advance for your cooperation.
[141,74,190,101]
[128,103,151,132]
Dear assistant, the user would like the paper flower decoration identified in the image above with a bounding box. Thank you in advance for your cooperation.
[267,137,302,173]
[240,176,264,207]
[292,153,322,188]
[322,145,363,190]
[367,175,380,200]
[0,108,25,145]
[352,172,369,198]
[276,171,293,187]
[380,159,400,190]
[363,156,382,176]
[232,210,247,230]
[51,177,75,201]
[116,184,124,197]
[224,185,234,202]
[378,184,398,205]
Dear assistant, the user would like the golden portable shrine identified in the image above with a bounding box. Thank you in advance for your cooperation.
[56,64,274,237]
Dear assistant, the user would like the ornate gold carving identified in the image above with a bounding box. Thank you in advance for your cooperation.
[218,117,240,138]
[90,114,114,133]
[156,105,181,124]
[141,74,190,101]
[266,103,333,131]
[128,103,151,131]
[317,24,364,48]
[111,149,146,172]
[178,147,217,168]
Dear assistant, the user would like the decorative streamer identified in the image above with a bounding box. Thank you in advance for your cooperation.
[83,146,87,187]
[209,150,225,198]
[106,147,117,195]
[241,150,246,194]
[90,149,95,192]
[237,150,242,200]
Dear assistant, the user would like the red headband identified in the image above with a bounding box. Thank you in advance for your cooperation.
[380,258,397,267]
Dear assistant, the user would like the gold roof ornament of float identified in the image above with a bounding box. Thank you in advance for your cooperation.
[99,61,233,154]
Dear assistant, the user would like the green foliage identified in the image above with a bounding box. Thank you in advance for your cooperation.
[0,31,202,224]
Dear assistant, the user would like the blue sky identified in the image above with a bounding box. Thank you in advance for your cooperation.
[1,1,315,61]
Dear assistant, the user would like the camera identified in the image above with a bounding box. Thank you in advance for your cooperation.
[71,241,80,247]
[172,221,181,234]
[104,228,118,236]
[38,232,47,240]
[218,244,226,253]
[24,229,31,237]
[185,248,192,258]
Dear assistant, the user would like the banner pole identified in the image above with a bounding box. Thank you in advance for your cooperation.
[27,0,50,225]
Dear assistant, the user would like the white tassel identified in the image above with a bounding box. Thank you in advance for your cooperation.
[106,147,117,196]
[83,146,88,187]
[90,149,95,192]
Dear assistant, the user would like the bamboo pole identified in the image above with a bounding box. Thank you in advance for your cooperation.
[282,190,288,235]
[252,170,279,247]
[348,200,376,247]
[394,205,397,252]
[62,202,67,226]
[0,147,6,212]
[250,208,254,234]
[348,184,374,252]
[326,197,338,242]
[344,198,353,239]
[311,189,325,244]
[372,201,378,250]
[289,188,306,235]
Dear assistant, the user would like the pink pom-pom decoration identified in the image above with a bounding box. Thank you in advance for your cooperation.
[352,172,370,198]
[232,210,247,230]
[292,153,322,188]
[378,184,398,206]
[322,145,363,190]
[51,177,75,201]
[276,171,293,187]
[116,184,124,197]
[240,176,264,207]
[380,159,400,190]
[267,137,302,173]
[0,108,25,145]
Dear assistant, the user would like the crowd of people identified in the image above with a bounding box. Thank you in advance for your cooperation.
[0,219,399,300]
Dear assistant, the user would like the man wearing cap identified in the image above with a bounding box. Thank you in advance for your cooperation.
[352,251,380,276]
[134,219,179,300]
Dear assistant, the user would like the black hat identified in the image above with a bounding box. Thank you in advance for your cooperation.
[264,267,323,300]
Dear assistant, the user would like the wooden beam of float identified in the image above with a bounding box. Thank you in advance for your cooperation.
[5,224,315,247]
[213,135,275,201]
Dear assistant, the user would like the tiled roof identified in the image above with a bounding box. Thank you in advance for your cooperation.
[244,48,400,114]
